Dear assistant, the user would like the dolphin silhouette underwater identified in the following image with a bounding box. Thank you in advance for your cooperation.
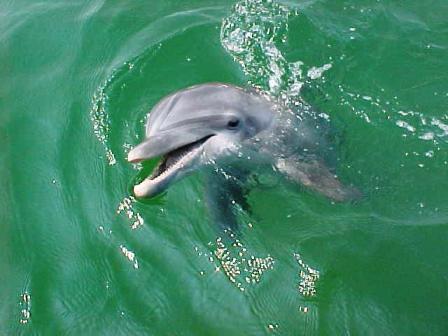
[128,83,358,227]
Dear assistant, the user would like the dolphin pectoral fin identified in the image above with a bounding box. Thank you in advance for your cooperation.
[276,158,361,202]
[204,169,251,232]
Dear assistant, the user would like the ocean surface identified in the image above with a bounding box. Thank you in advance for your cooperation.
[2,0,448,334]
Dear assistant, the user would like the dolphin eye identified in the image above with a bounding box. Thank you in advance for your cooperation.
[227,118,240,129]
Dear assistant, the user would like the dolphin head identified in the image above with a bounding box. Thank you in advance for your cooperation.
[128,83,276,198]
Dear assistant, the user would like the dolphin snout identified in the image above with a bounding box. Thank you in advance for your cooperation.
[128,152,139,163]
[127,147,144,163]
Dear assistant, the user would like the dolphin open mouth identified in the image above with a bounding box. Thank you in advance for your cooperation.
[147,135,213,181]
[131,135,214,197]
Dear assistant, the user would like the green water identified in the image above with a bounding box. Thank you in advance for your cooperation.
[2,0,448,334]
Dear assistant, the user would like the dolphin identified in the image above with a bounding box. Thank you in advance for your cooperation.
[128,83,358,225]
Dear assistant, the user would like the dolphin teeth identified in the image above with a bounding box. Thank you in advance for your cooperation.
[146,135,213,182]
[147,146,199,183]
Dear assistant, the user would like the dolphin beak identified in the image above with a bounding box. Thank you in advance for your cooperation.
[128,128,215,163]
[127,139,154,163]
[128,127,217,198]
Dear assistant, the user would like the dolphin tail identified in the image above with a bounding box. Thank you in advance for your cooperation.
[276,158,361,202]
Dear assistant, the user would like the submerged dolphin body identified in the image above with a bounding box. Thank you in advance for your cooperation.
[128,83,358,225]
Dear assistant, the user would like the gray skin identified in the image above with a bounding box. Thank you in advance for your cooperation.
[128,83,358,217]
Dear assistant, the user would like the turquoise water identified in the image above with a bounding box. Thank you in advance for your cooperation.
[2,0,448,334]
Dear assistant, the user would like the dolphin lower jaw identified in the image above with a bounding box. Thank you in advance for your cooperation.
[134,167,181,198]
[133,136,213,198]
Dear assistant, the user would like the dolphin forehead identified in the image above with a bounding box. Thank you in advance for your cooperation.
[145,83,275,136]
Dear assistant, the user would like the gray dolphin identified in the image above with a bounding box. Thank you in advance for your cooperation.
[128,83,358,207]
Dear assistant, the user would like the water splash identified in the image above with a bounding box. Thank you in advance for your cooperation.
[90,61,136,166]
[90,76,116,166]
[119,245,139,269]
[19,292,31,325]
[195,230,275,292]
[307,63,332,80]
[336,84,448,146]
[90,62,149,230]
[221,0,306,105]
[116,196,144,230]
[294,253,320,297]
